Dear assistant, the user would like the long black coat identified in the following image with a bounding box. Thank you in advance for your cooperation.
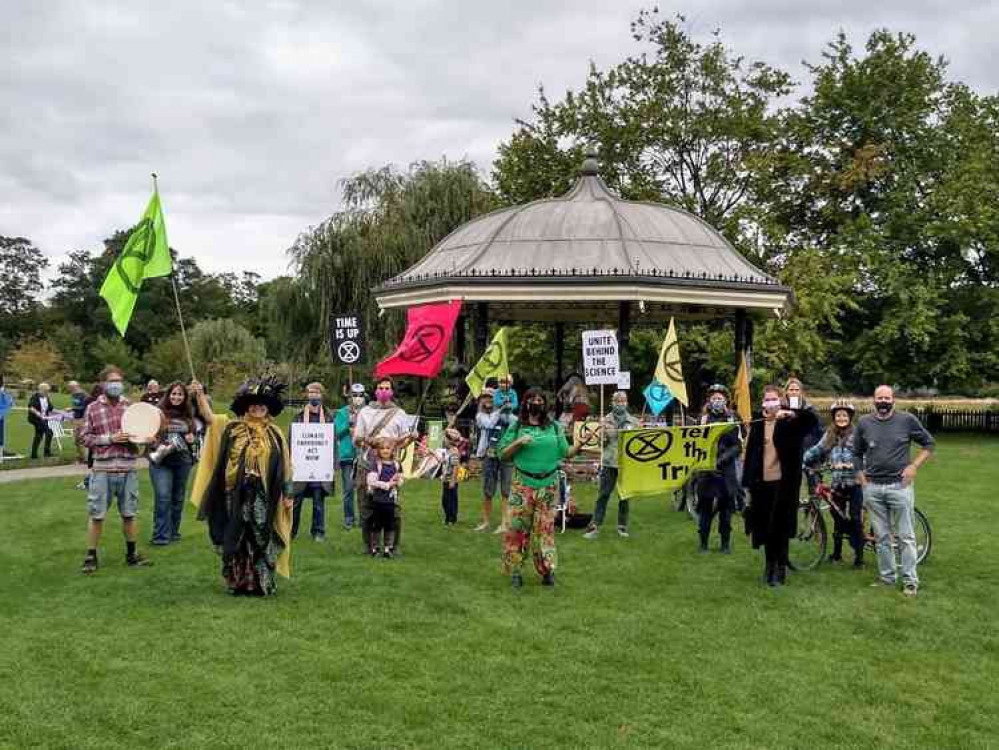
[741,409,819,547]
[27,393,54,428]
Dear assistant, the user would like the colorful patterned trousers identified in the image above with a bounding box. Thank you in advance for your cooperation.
[502,479,557,577]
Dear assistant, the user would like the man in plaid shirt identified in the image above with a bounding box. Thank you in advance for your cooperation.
[79,365,151,574]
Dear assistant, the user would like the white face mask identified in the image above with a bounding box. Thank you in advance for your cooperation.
[762,399,781,412]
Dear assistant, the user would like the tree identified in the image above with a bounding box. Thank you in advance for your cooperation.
[0,235,49,343]
[187,318,267,395]
[3,339,68,385]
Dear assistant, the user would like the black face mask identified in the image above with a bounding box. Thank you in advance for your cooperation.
[875,401,893,414]
[528,403,545,417]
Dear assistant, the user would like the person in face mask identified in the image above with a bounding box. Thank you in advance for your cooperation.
[78,364,151,574]
[582,391,641,540]
[741,384,819,587]
[854,385,934,597]
[693,385,742,554]
[498,387,584,588]
[288,382,334,543]
[353,377,419,553]
[335,383,367,530]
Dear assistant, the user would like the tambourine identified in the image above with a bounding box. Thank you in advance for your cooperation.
[122,402,161,444]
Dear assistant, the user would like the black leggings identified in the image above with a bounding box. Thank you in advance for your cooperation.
[370,503,396,549]
[31,423,53,458]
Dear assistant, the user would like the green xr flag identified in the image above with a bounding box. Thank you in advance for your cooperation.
[466,327,509,397]
[99,188,172,335]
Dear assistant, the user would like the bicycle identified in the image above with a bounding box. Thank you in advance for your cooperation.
[788,472,932,571]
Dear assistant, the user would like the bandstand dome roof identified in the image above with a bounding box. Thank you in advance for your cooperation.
[374,151,791,323]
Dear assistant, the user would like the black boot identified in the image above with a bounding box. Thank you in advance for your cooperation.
[853,548,864,568]
[765,559,778,587]
[541,572,555,587]
[719,535,731,554]
[698,533,709,554]
[511,572,523,589]
[830,535,843,562]
[776,562,788,585]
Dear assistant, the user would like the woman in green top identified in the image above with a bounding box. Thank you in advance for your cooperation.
[499,387,582,589]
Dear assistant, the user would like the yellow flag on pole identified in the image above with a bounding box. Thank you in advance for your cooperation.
[733,351,752,424]
[465,327,510,397]
[654,318,688,407]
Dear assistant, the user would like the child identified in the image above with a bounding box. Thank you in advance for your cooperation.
[366,438,403,558]
[441,428,462,526]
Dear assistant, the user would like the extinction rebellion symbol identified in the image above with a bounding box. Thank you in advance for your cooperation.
[337,340,360,364]
[399,324,446,363]
[624,430,674,463]
[115,217,157,294]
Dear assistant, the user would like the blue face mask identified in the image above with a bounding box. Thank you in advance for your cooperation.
[104,382,124,398]
[309,397,322,407]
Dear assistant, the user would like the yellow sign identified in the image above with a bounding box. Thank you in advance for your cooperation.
[616,424,736,499]
[573,419,604,453]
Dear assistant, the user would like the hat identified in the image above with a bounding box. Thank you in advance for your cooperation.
[350,383,366,396]
[706,383,729,397]
[230,375,287,417]
[829,399,855,416]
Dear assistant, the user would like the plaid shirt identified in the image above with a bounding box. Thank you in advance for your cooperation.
[81,395,139,473]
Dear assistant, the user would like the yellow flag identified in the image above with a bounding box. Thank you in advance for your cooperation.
[466,327,509,397]
[616,424,735,499]
[654,318,688,407]
[733,351,752,424]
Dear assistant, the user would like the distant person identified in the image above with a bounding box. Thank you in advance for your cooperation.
[854,385,934,597]
[741,384,818,587]
[353,377,417,552]
[140,380,161,405]
[582,390,640,540]
[473,388,515,533]
[498,387,583,589]
[148,381,197,546]
[366,438,403,557]
[27,382,55,459]
[79,365,151,574]
[804,400,863,567]
[441,428,462,526]
[335,383,366,530]
[785,377,824,490]
[693,385,742,554]
[289,382,334,543]
[68,381,87,419]
[493,374,519,412]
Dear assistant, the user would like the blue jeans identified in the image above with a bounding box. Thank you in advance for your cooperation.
[149,461,192,543]
[340,462,356,528]
[863,482,919,588]
[293,484,327,538]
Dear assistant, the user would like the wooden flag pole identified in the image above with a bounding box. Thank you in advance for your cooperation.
[154,173,197,383]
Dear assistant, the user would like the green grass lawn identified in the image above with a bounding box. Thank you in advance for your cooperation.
[1,436,996,749]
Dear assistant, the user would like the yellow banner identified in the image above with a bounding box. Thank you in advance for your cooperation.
[466,327,509,397]
[573,419,604,453]
[616,424,736,499]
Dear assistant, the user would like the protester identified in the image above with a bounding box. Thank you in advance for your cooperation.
[441,427,462,526]
[692,385,742,553]
[366,438,403,557]
[140,380,161,405]
[741,384,819,587]
[854,385,934,597]
[67,380,88,461]
[499,387,582,588]
[785,377,824,490]
[353,377,418,552]
[148,381,197,545]
[473,388,515,533]
[334,383,366,530]
[289,382,334,543]
[190,376,293,596]
[494,374,519,413]
[582,390,641,540]
[75,383,104,490]
[79,365,151,574]
[803,400,863,567]
[556,373,591,430]
[27,382,55,459]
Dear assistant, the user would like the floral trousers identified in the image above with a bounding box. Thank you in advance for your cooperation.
[502,479,557,577]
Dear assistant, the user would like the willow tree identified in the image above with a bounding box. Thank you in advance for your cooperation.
[283,159,497,372]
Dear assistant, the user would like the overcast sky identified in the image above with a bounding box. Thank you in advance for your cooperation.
[2,0,996,281]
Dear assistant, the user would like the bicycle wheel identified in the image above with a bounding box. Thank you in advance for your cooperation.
[913,507,932,564]
[787,500,827,571]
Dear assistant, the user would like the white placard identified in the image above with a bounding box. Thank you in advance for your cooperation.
[582,329,620,385]
[616,371,631,390]
[291,423,336,483]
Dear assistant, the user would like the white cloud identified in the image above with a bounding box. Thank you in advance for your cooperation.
[1,0,994,281]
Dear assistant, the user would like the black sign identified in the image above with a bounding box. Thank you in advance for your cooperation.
[331,313,364,365]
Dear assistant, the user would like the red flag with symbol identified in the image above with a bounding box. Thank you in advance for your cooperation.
[374,301,463,379]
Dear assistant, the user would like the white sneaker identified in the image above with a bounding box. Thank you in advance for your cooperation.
[617,526,630,539]
[582,528,599,540]
[473,522,490,532]
[492,525,507,535]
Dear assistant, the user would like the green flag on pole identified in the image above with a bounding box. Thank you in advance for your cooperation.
[99,186,172,335]
[466,327,510,397]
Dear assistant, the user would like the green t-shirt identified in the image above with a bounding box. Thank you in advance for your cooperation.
[496,419,569,488]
